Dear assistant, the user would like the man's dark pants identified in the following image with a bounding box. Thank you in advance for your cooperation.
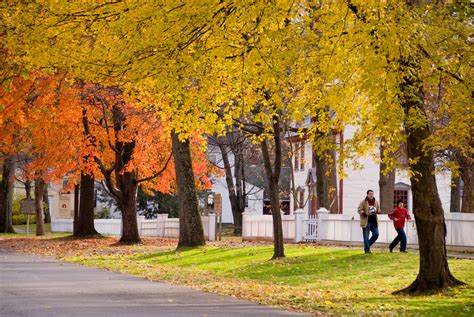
[362,223,379,252]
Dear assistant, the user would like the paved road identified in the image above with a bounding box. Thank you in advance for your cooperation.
[0,251,310,317]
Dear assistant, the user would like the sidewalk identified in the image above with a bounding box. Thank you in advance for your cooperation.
[0,250,311,317]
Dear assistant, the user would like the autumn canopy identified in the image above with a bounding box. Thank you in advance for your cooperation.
[0,1,472,294]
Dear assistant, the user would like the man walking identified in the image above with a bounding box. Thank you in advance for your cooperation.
[358,189,380,254]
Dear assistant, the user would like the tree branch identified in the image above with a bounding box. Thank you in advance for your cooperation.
[136,151,173,184]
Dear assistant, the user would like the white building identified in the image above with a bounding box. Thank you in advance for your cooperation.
[290,125,453,216]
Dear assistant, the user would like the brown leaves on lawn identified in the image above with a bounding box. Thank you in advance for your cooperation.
[0,234,270,259]
[0,235,177,258]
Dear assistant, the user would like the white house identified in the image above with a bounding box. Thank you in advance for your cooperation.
[290,125,453,216]
[46,123,455,224]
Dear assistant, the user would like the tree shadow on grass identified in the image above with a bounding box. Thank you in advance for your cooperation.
[50,233,106,241]
[129,246,417,284]
[229,249,417,284]
[133,245,275,268]
[349,289,474,317]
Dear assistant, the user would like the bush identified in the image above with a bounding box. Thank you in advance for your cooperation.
[95,206,110,219]
[12,196,36,225]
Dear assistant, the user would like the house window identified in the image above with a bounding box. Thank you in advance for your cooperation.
[280,200,290,215]
[263,200,272,214]
[393,190,408,209]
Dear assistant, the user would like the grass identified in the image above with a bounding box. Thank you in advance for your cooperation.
[0,223,68,238]
[14,223,51,232]
[66,244,474,316]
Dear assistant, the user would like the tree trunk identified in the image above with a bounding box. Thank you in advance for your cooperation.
[314,133,338,212]
[450,175,461,213]
[110,105,141,243]
[0,156,15,233]
[172,131,205,248]
[118,171,140,243]
[459,153,473,213]
[73,184,80,235]
[218,143,242,235]
[75,172,98,236]
[81,91,142,243]
[268,173,284,259]
[234,150,245,234]
[312,118,338,213]
[34,178,45,236]
[25,180,32,200]
[395,66,463,294]
[342,1,464,292]
[315,155,329,209]
[240,152,247,220]
[43,184,51,223]
[261,125,284,259]
[379,142,395,214]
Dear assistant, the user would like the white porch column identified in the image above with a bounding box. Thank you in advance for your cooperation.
[294,209,305,243]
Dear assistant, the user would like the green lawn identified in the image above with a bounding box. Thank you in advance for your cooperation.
[68,245,474,316]
[14,223,51,232]
[0,223,67,238]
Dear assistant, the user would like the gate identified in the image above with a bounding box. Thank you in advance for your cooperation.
[303,214,319,241]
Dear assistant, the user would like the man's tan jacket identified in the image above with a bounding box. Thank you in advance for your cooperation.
[357,198,380,228]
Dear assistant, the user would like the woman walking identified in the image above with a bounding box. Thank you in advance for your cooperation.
[388,200,412,253]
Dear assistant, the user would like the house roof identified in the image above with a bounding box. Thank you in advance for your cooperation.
[394,182,411,190]
[245,165,291,201]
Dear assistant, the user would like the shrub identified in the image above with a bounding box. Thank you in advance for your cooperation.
[95,206,110,219]
[12,196,36,225]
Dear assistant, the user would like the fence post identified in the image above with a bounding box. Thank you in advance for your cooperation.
[156,214,168,237]
[294,209,305,243]
[137,216,145,236]
[317,207,329,243]
[207,213,216,241]
[242,211,249,240]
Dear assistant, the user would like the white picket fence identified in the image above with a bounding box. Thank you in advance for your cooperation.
[51,214,216,241]
[242,209,474,248]
[242,214,296,242]
[303,215,319,241]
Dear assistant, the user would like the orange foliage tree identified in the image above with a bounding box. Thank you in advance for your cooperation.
[0,73,84,235]
[1,75,214,241]
[80,84,214,243]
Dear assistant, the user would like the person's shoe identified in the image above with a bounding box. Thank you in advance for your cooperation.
[401,250,408,253]
[389,246,393,253]
[365,250,372,254]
